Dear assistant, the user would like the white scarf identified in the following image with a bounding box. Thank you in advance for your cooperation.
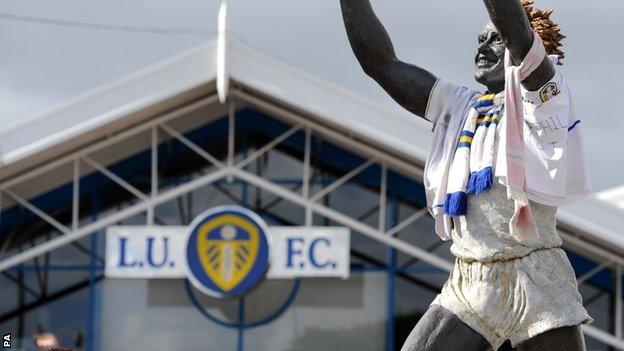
[425,33,591,241]
[444,94,503,216]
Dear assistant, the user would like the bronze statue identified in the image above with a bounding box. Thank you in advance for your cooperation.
[340,1,591,350]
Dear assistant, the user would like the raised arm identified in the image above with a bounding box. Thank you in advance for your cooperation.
[482,0,554,91]
[340,0,436,118]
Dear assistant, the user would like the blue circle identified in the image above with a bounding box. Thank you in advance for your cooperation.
[186,206,270,298]
[184,279,301,329]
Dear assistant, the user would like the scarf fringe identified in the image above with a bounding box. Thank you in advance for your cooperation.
[445,192,468,216]
[467,172,477,195]
[467,167,493,195]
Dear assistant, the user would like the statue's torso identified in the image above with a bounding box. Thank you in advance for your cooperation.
[450,181,562,261]
[450,133,562,262]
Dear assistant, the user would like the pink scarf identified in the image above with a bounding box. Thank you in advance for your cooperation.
[503,32,546,241]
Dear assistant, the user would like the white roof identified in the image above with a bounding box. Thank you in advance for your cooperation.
[596,185,624,210]
[1,36,622,257]
[0,41,219,175]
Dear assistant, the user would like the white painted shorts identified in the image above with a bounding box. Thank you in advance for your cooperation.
[431,248,592,350]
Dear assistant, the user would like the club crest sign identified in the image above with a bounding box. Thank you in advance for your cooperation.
[105,205,350,299]
[186,206,270,298]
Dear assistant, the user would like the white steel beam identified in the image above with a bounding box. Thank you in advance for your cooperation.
[583,325,624,350]
[160,123,225,168]
[0,168,229,273]
[3,188,70,235]
[232,89,424,181]
[235,125,302,170]
[230,167,453,272]
[577,260,613,285]
[310,157,378,203]
[560,230,624,268]
[386,208,429,237]
[83,156,147,201]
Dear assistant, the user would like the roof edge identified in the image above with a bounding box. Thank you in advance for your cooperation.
[0,40,218,138]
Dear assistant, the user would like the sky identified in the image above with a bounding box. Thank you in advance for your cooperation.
[0,0,622,191]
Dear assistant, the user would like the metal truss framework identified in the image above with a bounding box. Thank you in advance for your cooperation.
[0,89,623,349]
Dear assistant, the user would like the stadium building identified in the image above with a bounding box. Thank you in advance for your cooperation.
[2,15,624,351]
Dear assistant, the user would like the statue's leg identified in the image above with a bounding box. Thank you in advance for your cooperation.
[400,305,492,351]
[514,325,586,351]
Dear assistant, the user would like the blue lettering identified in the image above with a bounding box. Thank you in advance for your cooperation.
[146,236,169,268]
[309,238,331,268]
[118,237,137,267]
[286,238,305,268]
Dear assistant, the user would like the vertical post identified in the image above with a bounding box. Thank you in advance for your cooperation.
[43,250,50,297]
[147,126,158,225]
[186,192,193,224]
[255,158,262,210]
[242,182,248,208]
[237,297,245,351]
[0,191,3,254]
[17,261,24,349]
[227,101,236,183]
[72,159,80,230]
[379,163,387,232]
[385,195,397,351]
[242,137,249,208]
[87,190,100,351]
[0,191,2,242]
[617,264,622,339]
[303,127,312,226]
[239,138,247,351]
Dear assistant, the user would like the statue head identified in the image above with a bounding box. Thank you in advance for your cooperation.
[474,22,506,93]
[474,0,566,93]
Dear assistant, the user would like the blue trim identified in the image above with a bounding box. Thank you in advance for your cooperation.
[460,131,474,138]
[473,99,494,109]
[486,108,502,116]
[568,119,581,132]
[478,119,499,128]
[184,278,300,329]
[458,142,471,148]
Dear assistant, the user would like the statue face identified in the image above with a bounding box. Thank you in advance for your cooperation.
[474,22,506,92]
